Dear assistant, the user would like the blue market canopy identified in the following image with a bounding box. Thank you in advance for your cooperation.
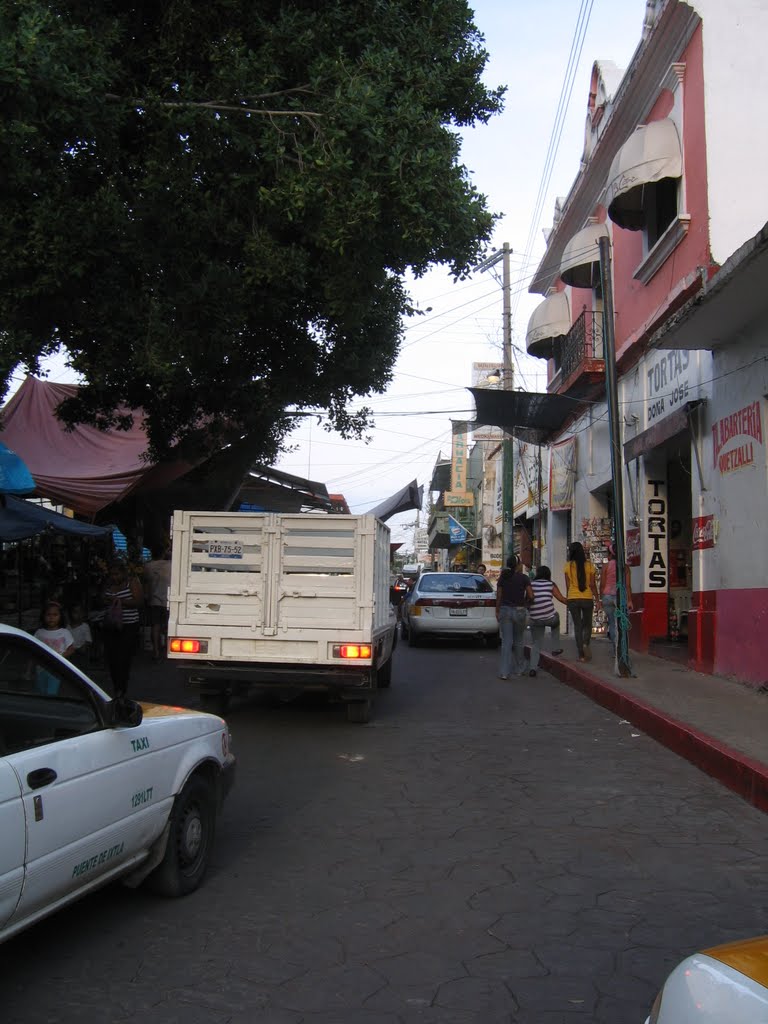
[0,442,35,495]
[0,496,113,543]
[367,479,424,522]
[468,387,579,444]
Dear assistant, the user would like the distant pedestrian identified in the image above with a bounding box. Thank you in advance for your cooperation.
[144,545,171,661]
[102,559,143,697]
[495,555,533,679]
[68,602,93,668]
[600,542,633,645]
[564,542,601,662]
[527,566,567,676]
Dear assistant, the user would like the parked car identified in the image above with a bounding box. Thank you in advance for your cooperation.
[643,934,768,1023]
[0,624,235,945]
[402,571,499,647]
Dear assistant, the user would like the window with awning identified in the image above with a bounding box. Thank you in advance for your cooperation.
[525,291,571,360]
[606,118,683,235]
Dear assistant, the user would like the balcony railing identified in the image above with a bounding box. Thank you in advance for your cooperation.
[559,309,604,382]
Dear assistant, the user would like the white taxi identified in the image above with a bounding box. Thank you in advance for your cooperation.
[0,623,235,945]
[645,935,768,1022]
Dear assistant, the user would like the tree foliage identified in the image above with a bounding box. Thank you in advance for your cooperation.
[0,1,504,460]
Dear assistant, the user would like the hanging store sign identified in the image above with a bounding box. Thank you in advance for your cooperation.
[448,516,468,544]
[451,420,469,492]
[549,436,576,511]
[712,400,763,474]
[444,492,474,507]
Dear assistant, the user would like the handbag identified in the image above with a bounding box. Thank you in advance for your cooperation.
[104,597,124,631]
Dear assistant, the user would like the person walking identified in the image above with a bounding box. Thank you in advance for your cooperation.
[101,558,143,697]
[495,555,534,680]
[144,544,171,661]
[599,542,634,645]
[564,541,600,662]
[527,566,567,676]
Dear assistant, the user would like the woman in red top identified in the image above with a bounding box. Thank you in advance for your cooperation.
[599,542,633,645]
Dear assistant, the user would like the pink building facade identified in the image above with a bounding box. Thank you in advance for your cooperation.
[526,0,768,685]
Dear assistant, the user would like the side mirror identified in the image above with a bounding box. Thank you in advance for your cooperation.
[110,697,143,728]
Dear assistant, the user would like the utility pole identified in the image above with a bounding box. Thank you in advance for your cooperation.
[478,243,514,564]
[598,235,632,677]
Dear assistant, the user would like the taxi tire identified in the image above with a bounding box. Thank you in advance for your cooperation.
[146,774,216,897]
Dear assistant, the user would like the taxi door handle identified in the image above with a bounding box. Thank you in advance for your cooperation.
[27,768,57,790]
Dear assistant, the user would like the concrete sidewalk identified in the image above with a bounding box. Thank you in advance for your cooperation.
[532,636,768,814]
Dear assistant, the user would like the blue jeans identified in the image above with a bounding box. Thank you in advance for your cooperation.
[499,606,528,676]
[602,595,617,643]
[529,612,561,670]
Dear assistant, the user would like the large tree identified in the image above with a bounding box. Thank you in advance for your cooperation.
[0,1,503,460]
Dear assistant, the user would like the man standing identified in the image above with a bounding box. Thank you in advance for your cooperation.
[144,545,171,661]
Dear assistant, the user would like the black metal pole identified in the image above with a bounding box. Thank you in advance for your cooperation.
[598,236,632,677]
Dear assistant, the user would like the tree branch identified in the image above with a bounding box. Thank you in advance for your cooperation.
[104,94,323,118]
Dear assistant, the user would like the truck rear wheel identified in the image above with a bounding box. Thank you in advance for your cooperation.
[377,657,393,688]
[347,700,371,724]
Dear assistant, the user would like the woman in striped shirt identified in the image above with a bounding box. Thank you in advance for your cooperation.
[528,566,567,677]
[101,559,144,697]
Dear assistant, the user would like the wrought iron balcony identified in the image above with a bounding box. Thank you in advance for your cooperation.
[554,309,605,397]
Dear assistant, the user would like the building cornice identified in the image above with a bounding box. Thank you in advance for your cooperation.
[530,0,701,296]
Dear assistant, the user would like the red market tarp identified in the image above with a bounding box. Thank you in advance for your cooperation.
[1,377,194,517]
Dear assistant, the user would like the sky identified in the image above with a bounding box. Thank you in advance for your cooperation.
[273,0,651,548]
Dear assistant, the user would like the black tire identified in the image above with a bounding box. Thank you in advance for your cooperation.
[377,656,393,688]
[145,774,217,897]
[486,635,501,649]
[347,700,371,724]
[408,630,421,647]
[199,692,230,716]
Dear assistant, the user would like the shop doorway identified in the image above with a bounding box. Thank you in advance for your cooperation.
[666,444,693,643]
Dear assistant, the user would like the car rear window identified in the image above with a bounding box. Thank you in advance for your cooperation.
[418,574,493,594]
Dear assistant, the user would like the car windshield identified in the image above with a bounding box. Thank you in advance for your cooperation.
[418,574,493,595]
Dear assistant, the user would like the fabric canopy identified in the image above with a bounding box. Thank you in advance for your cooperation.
[526,291,571,360]
[0,496,113,542]
[1,377,196,517]
[0,442,35,495]
[367,479,424,522]
[560,222,610,289]
[468,387,579,444]
[606,118,682,230]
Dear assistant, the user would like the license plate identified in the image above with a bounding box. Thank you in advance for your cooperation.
[449,608,468,616]
[208,540,243,558]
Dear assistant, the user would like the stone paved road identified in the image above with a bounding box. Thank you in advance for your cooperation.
[2,639,767,1023]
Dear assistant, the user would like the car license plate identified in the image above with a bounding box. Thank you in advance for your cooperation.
[449,608,468,616]
[208,540,243,558]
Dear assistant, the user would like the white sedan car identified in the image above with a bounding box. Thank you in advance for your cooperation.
[402,571,500,647]
[645,935,768,1022]
[0,623,235,945]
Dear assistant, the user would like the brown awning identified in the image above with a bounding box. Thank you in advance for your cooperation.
[606,119,682,231]
[623,401,704,463]
[560,222,610,288]
[525,291,571,360]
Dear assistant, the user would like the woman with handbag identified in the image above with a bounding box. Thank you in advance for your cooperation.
[495,555,534,679]
[101,558,143,697]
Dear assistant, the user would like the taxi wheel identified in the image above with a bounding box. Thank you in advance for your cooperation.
[147,775,216,897]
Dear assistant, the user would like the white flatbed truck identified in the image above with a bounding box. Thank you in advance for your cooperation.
[167,511,397,723]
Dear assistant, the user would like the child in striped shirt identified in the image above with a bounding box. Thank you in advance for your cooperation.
[528,566,567,677]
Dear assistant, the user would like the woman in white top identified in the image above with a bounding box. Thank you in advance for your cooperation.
[528,566,567,677]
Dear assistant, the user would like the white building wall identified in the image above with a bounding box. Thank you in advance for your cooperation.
[696,0,768,263]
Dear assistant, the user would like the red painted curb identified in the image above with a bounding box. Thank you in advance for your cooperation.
[539,652,768,814]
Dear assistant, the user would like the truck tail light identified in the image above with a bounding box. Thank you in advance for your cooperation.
[333,644,372,660]
[169,638,209,654]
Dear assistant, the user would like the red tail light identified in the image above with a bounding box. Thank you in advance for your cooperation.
[333,644,372,659]
[169,638,208,654]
